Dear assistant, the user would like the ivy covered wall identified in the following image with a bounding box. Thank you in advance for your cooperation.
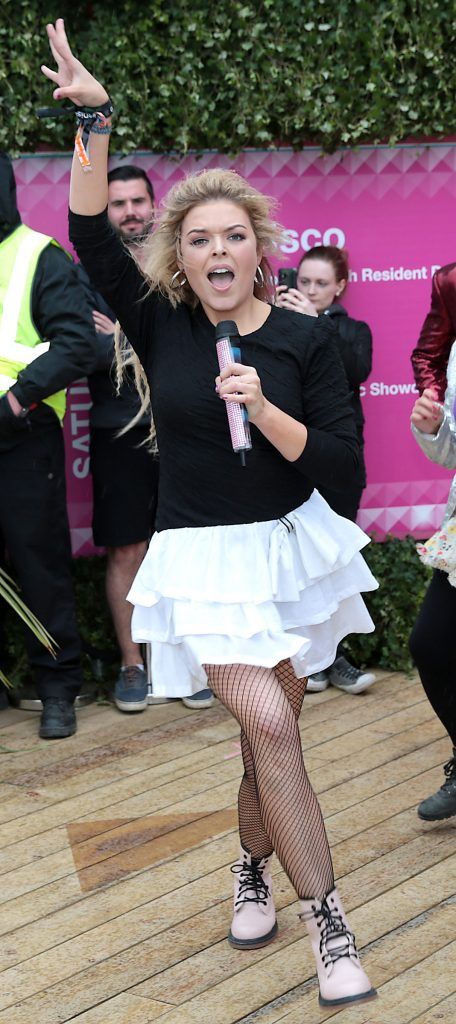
[1,0,455,155]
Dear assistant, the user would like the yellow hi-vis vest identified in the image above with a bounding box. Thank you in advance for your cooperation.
[0,223,68,422]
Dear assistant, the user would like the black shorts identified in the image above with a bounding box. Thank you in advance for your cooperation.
[90,426,159,548]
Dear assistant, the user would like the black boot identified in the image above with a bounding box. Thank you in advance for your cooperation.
[418,749,456,820]
[39,697,77,739]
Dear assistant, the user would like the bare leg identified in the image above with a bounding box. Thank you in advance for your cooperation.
[205,662,333,900]
[105,542,147,665]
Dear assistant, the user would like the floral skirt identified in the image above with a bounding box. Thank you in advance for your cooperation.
[128,490,378,697]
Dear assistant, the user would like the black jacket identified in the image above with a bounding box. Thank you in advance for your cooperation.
[323,303,372,488]
[0,152,98,450]
[323,303,372,437]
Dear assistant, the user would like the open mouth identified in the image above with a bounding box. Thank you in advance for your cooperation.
[208,268,234,289]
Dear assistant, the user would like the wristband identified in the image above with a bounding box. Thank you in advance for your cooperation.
[74,100,114,173]
[36,98,114,172]
[74,99,114,121]
[37,99,114,120]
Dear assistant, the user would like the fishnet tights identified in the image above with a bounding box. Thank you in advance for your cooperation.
[205,660,334,900]
[238,659,308,858]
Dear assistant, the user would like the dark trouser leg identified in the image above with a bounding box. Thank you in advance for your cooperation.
[0,425,82,703]
[409,569,456,746]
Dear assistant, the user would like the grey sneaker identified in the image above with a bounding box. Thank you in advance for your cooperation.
[306,671,330,693]
[418,750,456,821]
[182,687,215,709]
[329,657,376,694]
[114,665,148,712]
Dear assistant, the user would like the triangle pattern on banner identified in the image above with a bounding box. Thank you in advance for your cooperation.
[410,503,446,530]
[70,527,94,556]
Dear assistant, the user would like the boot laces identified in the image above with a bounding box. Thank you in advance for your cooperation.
[231,856,270,908]
[442,755,456,791]
[300,896,359,975]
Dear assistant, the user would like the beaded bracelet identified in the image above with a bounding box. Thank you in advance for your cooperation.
[91,124,112,135]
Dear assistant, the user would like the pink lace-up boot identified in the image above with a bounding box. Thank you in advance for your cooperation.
[299,887,376,1006]
[228,845,278,949]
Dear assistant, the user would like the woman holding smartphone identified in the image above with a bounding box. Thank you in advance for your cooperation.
[277,246,375,695]
[41,20,378,1008]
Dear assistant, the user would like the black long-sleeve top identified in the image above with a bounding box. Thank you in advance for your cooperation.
[323,303,372,490]
[70,209,360,532]
[76,264,150,430]
[324,304,372,434]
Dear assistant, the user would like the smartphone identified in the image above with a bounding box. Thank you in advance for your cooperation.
[278,267,297,290]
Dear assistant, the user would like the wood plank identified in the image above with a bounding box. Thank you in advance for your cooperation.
[0,684,435,849]
[135,887,456,1014]
[0,835,453,1017]
[0,676,420,804]
[236,905,456,1024]
[0,699,225,782]
[59,993,173,1023]
[0,671,453,1024]
[314,941,456,1024]
[0,727,447,931]
[0,829,238,938]
[411,992,456,1023]
[0,734,442,905]
[0,737,246,874]
[0,717,447,884]
[0,781,240,903]
[2,789,453,973]
[0,784,20,801]
[0,721,240,849]
[0,672,419,794]
[303,700,435,769]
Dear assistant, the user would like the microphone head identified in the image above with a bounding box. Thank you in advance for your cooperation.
[215,320,239,340]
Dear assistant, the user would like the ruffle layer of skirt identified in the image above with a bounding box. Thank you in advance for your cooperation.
[128,490,378,696]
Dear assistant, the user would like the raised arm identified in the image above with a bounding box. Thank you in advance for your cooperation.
[41,18,111,215]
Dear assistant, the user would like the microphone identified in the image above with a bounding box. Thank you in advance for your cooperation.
[215,320,252,467]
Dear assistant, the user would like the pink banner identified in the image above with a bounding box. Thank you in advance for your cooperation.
[14,145,456,553]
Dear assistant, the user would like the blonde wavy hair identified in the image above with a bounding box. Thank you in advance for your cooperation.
[115,168,285,444]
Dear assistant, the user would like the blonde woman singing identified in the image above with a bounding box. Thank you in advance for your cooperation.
[42,19,378,1008]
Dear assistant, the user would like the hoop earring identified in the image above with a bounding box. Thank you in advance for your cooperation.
[170,269,187,288]
[254,265,265,287]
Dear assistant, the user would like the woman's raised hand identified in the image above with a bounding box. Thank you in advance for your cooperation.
[41,18,109,108]
[411,387,444,435]
[275,286,318,317]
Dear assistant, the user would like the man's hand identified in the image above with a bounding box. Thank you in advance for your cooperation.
[93,310,115,335]
[0,393,27,438]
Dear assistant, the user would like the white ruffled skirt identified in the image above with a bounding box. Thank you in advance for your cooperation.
[128,490,378,697]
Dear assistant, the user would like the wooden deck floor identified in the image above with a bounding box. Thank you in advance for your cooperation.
[0,669,455,1024]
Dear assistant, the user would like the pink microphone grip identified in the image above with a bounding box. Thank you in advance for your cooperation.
[216,338,252,453]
